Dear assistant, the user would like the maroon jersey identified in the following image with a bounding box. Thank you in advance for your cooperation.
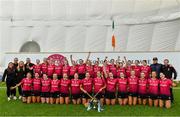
[47,65,55,77]
[86,65,94,77]
[117,78,128,93]
[106,78,117,92]
[33,64,42,75]
[71,79,82,94]
[54,65,63,76]
[62,65,70,76]
[159,78,172,96]
[81,78,93,93]
[126,66,132,78]
[69,66,78,76]
[78,64,86,74]
[117,67,126,77]
[32,78,41,91]
[41,78,51,92]
[59,79,71,94]
[93,77,106,93]
[21,78,33,91]
[50,79,60,92]
[132,65,141,77]
[93,65,102,77]
[141,65,151,79]
[109,64,117,77]
[41,63,48,74]
[128,76,138,93]
[138,78,148,94]
[148,78,159,95]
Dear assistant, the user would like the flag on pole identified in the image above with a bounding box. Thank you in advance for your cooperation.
[112,20,116,50]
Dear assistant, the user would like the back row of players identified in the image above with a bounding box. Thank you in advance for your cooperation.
[2,53,177,109]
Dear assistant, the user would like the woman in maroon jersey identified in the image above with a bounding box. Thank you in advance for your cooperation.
[128,70,139,106]
[116,62,126,78]
[33,59,42,76]
[71,52,91,79]
[50,74,60,104]
[32,73,41,103]
[159,72,175,108]
[71,73,82,104]
[117,72,128,105]
[93,71,106,105]
[104,72,117,105]
[59,73,71,104]
[138,72,148,105]
[11,72,33,103]
[80,72,93,105]
[41,74,51,104]
[148,71,159,107]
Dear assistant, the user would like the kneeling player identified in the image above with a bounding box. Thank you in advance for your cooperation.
[32,73,41,103]
[159,73,174,109]
[11,72,33,103]
[138,72,148,105]
[117,72,128,105]
[59,73,71,104]
[41,74,51,104]
[128,70,138,106]
[148,71,159,107]
[50,74,60,104]
[80,72,93,105]
[71,73,82,104]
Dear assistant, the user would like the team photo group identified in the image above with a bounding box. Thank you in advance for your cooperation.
[1,52,177,112]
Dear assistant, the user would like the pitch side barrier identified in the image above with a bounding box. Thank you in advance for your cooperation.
[4,51,180,80]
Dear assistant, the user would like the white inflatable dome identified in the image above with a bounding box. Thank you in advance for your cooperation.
[0,0,180,66]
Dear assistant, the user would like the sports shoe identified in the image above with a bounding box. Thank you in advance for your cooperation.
[13,96,17,100]
[7,97,11,101]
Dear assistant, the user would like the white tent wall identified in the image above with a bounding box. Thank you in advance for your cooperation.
[1,0,180,67]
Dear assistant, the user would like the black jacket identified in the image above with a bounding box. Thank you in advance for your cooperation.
[162,65,177,80]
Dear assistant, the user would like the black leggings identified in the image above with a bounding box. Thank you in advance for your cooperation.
[6,79,16,97]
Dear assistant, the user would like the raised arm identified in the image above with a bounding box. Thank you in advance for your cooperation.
[123,56,128,67]
[70,55,75,66]
[85,52,91,64]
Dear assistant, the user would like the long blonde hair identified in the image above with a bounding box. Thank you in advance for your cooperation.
[17,61,25,71]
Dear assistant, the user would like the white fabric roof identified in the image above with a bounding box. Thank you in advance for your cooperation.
[0,0,180,59]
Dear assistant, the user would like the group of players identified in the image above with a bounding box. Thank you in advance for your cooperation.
[1,52,177,109]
